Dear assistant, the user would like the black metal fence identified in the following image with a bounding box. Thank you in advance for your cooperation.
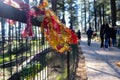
[0,18,78,80]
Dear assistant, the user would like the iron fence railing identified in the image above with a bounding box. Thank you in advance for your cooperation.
[0,18,78,80]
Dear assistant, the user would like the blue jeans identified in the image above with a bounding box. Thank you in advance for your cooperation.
[87,38,91,46]
[112,38,116,46]
[105,38,109,48]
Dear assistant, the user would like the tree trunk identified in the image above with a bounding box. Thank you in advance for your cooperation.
[94,0,97,31]
[110,0,116,27]
[99,5,102,26]
[62,0,66,24]
[84,0,86,32]
[1,18,5,42]
[102,4,105,23]
[51,0,57,12]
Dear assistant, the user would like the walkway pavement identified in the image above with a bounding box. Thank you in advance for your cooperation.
[80,35,120,80]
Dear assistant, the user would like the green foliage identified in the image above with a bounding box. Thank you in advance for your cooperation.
[20,62,41,80]
[0,53,15,64]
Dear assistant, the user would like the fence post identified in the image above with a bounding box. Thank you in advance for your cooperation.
[67,51,70,80]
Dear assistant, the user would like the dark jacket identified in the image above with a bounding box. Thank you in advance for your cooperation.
[87,28,93,38]
[110,27,117,39]
[77,30,81,39]
[104,24,110,39]
[100,24,105,38]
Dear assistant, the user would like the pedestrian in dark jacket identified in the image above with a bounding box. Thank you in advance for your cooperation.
[104,23,110,48]
[77,29,81,44]
[77,30,81,40]
[100,24,105,48]
[86,27,93,46]
[111,27,117,47]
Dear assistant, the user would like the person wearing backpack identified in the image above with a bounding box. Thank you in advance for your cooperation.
[86,27,93,46]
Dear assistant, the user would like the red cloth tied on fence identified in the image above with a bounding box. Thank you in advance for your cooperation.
[40,9,78,53]
[69,30,78,44]
[21,9,33,37]
[51,16,61,34]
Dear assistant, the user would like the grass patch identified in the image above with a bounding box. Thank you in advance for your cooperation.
[0,53,16,64]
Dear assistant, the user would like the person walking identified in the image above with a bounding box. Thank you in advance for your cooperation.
[100,24,105,48]
[86,27,93,46]
[104,23,110,49]
[111,27,117,47]
[77,29,81,44]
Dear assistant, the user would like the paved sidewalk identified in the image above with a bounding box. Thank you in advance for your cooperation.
[80,35,120,80]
